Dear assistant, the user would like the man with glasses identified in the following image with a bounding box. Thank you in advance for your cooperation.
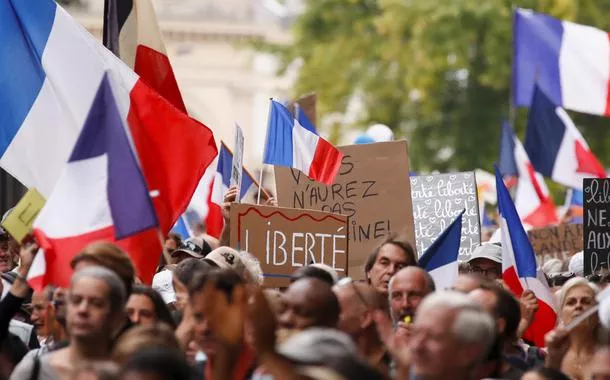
[333,279,391,375]
[467,243,503,281]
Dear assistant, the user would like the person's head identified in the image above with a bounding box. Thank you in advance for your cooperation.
[165,233,182,252]
[586,347,610,380]
[388,266,435,326]
[72,361,119,380]
[126,285,176,328]
[67,266,127,346]
[172,258,212,312]
[279,277,340,331]
[291,265,337,286]
[276,327,358,365]
[557,277,599,330]
[52,287,68,328]
[364,234,416,294]
[30,286,54,338]
[203,246,251,282]
[188,268,243,359]
[171,237,212,264]
[237,250,264,286]
[71,242,135,296]
[333,280,385,339]
[521,366,571,380]
[467,243,502,281]
[120,347,192,380]
[407,291,496,379]
[112,323,181,365]
[468,283,521,341]
[0,230,14,273]
[453,273,485,293]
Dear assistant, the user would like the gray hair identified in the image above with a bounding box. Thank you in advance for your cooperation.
[418,291,496,360]
[71,266,127,314]
[239,251,264,285]
[557,276,599,310]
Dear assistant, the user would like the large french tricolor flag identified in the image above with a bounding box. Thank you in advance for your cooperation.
[495,166,557,347]
[103,0,187,113]
[0,0,217,237]
[500,122,558,228]
[206,143,256,238]
[513,8,610,116]
[264,100,343,185]
[418,210,464,290]
[524,86,605,190]
[30,75,159,289]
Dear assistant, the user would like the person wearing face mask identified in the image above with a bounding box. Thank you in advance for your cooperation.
[544,277,602,380]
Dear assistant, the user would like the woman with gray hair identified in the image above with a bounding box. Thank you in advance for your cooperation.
[545,277,603,380]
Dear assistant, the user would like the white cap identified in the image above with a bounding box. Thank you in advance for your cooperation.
[568,251,584,276]
[152,269,175,304]
[467,243,502,264]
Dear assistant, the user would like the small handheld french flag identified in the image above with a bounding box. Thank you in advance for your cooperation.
[418,210,464,290]
[263,100,343,185]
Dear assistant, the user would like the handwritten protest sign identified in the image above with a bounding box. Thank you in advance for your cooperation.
[584,178,610,275]
[1,188,45,242]
[410,172,480,259]
[275,140,415,279]
[230,204,348,287]
[230,123,244,201]
[528,224,583,264]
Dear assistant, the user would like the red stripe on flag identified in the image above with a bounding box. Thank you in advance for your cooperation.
[134,45,187,114]
[127,79,217,234]
[33,227,161,288]
[205,177,224,239]
[308,138,343,185]
[606,33,610,116]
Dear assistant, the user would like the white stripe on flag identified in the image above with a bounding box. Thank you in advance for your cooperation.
[292,121,319,175]
[429,262,457,290]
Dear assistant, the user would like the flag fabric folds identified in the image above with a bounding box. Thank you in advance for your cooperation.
[103,0,187,113]
[31,75,159,288]
[495,166,557,347]
[264,100,343,185]
[525,86,606,190]
[513,8,610,116]
[418,210,464,290]
[502,123,558,228]
[1,0,217,287]
[207,143,255,238]
[172,214,193,239]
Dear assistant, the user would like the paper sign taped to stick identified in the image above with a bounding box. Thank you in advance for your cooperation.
[1,188,45,242]
[527,223,583,264]
[230,204,348,287]
[410,172,480,260]
[231,123,245,201]
[583,178,610,275]
[275,140,415,280]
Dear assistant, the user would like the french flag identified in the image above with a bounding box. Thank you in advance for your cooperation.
[513,8,610,116]
[0,0,217,236]
[524,86,606,190]
[31,75,160,289]
[264,100,343,185]
[418,210,464,290]
[500,122,558,228]
[103,0,187,113]
[171,215,193,239]
[206,143,256,238]
[495,166,557,347]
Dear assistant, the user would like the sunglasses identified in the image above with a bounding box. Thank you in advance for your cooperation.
[336,277,370,309]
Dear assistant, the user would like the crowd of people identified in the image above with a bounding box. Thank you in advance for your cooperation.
[0,190,609,380]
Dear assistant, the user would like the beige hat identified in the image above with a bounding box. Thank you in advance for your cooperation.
[204,246,246,275]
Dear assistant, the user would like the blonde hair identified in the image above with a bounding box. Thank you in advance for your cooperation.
[557,277,599,309]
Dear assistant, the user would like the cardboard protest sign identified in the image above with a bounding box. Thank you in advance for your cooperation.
[230,204,348,287]
[584,178,610,275]
[275,140,415,279]
[410,172,480,259]
[288,93,316,127]
[1,189,45,242]
[527,223,583,264]
[230,123,245,201]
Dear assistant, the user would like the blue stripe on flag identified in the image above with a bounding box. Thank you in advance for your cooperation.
[0,0,56,156]
[499,121,518,176]
[513,9,564,107]
[495,165,537,277]
[172,215,192,239]
[418,210,464,271]
[263,100,295,167]
[524,85,566,177]
[297,106,317,134]
[218,144,256,200]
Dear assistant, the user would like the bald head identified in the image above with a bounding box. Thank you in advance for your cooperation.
[334,282,386,337]
[279,278,340,330]
[389,267,435,324]
[453,274,484,293]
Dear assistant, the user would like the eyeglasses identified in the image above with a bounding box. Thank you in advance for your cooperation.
[469,266,501,279]
[336,277,369,309]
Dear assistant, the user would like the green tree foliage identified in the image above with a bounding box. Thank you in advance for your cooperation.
[260,0,610,177]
